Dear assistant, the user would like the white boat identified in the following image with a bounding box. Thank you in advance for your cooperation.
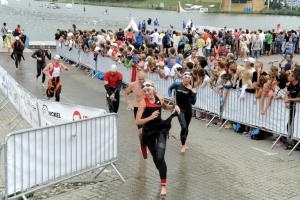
[177,1,208,13]
[66,3,72,9]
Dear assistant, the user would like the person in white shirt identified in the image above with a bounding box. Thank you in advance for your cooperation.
[258,29,265,54]
[170,57,183,81]
[205,36,211,59]
[151,28,160,45]
[156,61,170,79]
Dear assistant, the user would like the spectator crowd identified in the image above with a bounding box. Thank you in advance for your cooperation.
[55,23,300,150]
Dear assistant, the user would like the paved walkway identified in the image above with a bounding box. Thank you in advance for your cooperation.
[0,51,300,200]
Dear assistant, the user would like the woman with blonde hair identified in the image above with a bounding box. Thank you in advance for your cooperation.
[238,70,252,99]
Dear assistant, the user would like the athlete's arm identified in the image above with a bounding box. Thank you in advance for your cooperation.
[113,80,122,93]
[43,63,53,79]
[136,99,159,125]
[167,82,180,98]
[125,84,133,104]
[161,96,180,114]
[31,50,38,59]
[60,63,68,71]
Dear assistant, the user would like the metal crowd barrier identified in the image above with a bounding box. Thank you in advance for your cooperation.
[0,66,40,130]
[56,42,300,155]
[1,114,125,200]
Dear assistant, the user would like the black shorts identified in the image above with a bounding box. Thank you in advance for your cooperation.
[2,35,6,41]
[289,104,296,123]
[265,43,271,51]
[134,107,143,129]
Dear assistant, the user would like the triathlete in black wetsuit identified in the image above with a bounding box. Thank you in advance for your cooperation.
[136,82,180,197]
[168,71,197,153]
[11,37,24,70]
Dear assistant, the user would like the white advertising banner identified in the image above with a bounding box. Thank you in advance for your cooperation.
[37,99,107,127]
[6,74,20,110]
[0,66,8,94]
[18,87,40,128]
[6,114,118,195]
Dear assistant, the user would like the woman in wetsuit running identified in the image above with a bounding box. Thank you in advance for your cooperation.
[136,82,180,197]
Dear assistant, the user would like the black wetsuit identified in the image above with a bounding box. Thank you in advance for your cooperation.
[168,82,196,145]
[141,96,176,184]
[12,41,24,69]
[32,49,51,84]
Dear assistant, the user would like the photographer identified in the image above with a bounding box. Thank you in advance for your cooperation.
[31,43,52,86]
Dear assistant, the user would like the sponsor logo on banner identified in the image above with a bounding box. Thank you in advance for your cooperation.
[38,100,106,127]
[73,110,88,121]
[42,104,61,118]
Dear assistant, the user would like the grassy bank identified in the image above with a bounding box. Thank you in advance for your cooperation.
[41,0,300,15]
[46,0,220,11]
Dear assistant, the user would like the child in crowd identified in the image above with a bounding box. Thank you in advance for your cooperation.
[240,36,249,60]
[260,70,278,115]
[5,30,13,54]
[228,63,238,89]
[214,74,232,126]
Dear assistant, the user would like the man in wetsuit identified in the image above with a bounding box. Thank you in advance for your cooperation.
[43,54,68,102]
[104,64,123,113]
[168,71,197,153]
[32,43,52,87]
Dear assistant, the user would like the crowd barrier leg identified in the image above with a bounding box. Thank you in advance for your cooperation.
[110,162,126,183]
[218,119,228,131]
[205,114,217,127]
[8,113,22,131]
[0,98,9,111]
[270,135,283,149]
[289,140,300,156]
[75,64,81,71]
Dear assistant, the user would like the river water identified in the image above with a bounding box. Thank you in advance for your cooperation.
[1,0,299,41]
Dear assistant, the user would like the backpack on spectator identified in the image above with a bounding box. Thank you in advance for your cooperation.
[233,123,245,133]
[250,128,266,140]
[162,35,169,47]
[227,35,233,45]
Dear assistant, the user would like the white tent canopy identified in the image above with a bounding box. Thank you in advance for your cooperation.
[185,19,196,31]
[124,18,138,32]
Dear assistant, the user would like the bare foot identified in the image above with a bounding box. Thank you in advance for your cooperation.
[181,146,185,153]
[160,186,166,196]
[184,144,188,150]
[261,110,266,115]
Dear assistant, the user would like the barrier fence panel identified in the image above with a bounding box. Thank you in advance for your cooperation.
[4,114,125,199]
[147,73,173,98]
[290,103,300,155]
[37,99,107,127]
[0,66,9,110]
[222,90,290,135]
[18,87,40,128]
[198,86,220,127]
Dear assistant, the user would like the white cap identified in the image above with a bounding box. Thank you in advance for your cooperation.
[110,64,117,72]
[244,57,255,64]
[111,43,118,47]
[41,43,45,46]
[7,30,12,33]
[54,55,60,60]
[15,36,20,40]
